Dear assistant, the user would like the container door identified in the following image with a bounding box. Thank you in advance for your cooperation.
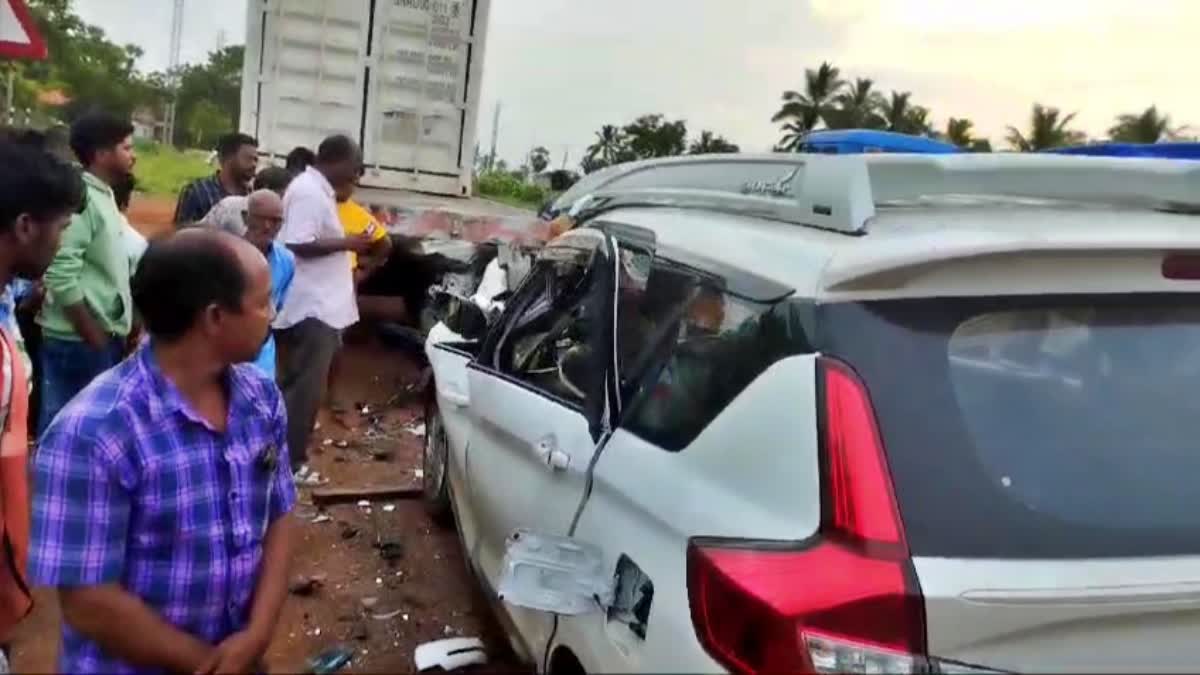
[250,0,372,161]
[363,0,482,187]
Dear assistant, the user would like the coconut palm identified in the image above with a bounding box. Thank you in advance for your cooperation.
[775,121,811,153]
[1006,104,1085,151]
[689,130,740,155]
[773,62,846,146]
[585,124,630,167]
[827,78,886,130]
[945,118,976,147]
[1108,106,1188,143]
[903,105,935,136]
[944,117,992,152]
[881,91,913,132]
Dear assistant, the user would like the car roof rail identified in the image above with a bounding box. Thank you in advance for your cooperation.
[564,153,1200,235]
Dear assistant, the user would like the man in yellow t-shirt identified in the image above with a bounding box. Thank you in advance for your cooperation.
[335,194,391,276]
[328,183,394,426]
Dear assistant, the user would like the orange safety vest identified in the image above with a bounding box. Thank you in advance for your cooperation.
[0,326,32,639]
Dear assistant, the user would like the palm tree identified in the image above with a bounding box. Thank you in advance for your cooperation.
[585,124,629,167]
[773,62,846,146]
[881,91,913,133]
[689,131,740,155]
[945,118,993,152]
[1006,104,1085,151]
[775,121,810,153]
[903,106,935,136]
[1108,106,1187,143]
[827,78,886,130]
[945,118,975,147]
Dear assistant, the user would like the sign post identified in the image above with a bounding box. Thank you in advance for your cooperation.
[0,0,47,124]
[0,0,46,60]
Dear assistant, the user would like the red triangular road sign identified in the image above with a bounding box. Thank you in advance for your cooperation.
[0,0,47,60]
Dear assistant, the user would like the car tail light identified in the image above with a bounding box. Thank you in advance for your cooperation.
[687,357,926,675]
[1162,253,1200,280]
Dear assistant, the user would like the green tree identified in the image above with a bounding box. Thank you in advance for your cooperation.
[772,62,845,147]
[903,105,935,136]
[24,0,160,120]
[1006,103,1085,151]
[827,78,886,130]
[1108,106,1187,143]
[585,124,631,171]
[688,130,739,154]
[170,45,245,146]
[528,146,551,174]
[944,117,992,152]
[185,99,231,148]
[623,114,688,159]
[775,121,810,152]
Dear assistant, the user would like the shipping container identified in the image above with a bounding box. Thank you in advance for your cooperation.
[240,0,491,198]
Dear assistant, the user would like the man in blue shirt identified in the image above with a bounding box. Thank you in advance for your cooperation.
[174,133,258,226]
[240,189,294,377]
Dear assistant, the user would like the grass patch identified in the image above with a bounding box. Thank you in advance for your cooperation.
[133,141,212,197]
[476,170,548,210]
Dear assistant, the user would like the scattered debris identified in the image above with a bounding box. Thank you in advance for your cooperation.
[288,573,328,597]
[382,504,397,513]
[414,637,487,672]
[377,541,405,563]
[312,485,422,507]
[371,609,403,621]
[357,500,372,509]
[323,438,335,446]
[335,440,350,449]
[307,645,354,674]
[360,596,379,611]
[340,524,360,540]
[405,423,427,438]
[311,514,333,524]
[413,468,424,479]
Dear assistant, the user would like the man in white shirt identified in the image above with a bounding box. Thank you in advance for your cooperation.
[275,135,375,485]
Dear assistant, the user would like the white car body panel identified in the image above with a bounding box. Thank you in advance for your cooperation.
[464,368,597,655]
[916,556,1200,672]
[555,356,822,674]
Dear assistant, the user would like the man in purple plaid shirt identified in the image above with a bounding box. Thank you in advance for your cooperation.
[31,229,298,674]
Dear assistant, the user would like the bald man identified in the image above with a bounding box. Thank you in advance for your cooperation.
[240,189,294,377]
[31,229,297,674]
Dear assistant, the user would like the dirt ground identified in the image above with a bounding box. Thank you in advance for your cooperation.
[10,291,527,672]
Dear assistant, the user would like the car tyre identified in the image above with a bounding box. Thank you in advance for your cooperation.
[423,390,454,527]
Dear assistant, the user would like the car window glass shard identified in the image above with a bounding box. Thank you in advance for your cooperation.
[496,530,614,616]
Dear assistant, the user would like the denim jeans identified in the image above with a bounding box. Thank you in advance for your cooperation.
[37,336,124,437]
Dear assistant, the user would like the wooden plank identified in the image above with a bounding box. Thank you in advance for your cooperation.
[310,484,422,506]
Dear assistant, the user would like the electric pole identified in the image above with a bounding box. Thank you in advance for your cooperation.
[488,102,501,170]
[164,0,185,145]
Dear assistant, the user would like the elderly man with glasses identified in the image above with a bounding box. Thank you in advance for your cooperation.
[233,188,293,377]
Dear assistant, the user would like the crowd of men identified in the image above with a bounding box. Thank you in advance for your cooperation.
[0,112,396,673]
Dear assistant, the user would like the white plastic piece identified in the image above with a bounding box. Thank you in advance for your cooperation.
[414,637,487,672]
[497,530,613,615]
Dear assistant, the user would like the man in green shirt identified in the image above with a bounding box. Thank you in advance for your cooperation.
[36,112,136,435]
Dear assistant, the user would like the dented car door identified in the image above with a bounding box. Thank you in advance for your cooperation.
[462,228,620,657]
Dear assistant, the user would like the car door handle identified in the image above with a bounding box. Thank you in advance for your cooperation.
[536,438,570,472]
[442,390,469,408]
[546,450,570,472]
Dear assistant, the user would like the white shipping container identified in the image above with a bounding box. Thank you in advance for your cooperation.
[240,0,491,198]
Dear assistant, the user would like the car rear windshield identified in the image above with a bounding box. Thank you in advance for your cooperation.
[821,294,1200,559]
